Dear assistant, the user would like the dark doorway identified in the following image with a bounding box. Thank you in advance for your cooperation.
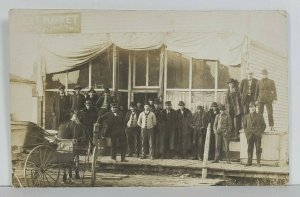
[133,93,158,104]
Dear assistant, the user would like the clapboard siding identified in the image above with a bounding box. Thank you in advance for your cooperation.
[248,41,288,132]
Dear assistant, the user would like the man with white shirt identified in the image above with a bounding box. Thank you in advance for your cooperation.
[125,102,141,157]
[138,102,157,159]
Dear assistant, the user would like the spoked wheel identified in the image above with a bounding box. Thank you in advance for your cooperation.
[24,145,60,187]
[91,145,98,186]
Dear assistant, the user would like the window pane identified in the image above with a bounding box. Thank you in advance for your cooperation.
[117,92,128,111]
[68,64,89,89]
[91,49,113,89]
[118,51,129,89]
[148,50,160,86]
[46,73,66,89]
[217,91,227,105]
[218,64,241,89]
[135,52,146,86]
[192,60,216,89]
[191,92,215,113]
[165,91,189,110]
[167,51,189,89]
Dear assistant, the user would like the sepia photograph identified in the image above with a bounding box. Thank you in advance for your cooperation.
[9,10,288,187]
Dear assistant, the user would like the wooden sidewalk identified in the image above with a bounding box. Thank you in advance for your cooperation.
[97,156,289,180]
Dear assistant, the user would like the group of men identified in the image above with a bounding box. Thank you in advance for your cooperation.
[52,68,276,166]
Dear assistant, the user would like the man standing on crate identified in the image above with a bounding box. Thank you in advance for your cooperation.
[52,85,70,130]
[97,103,128,162]
[96,88,113,116]
[255,69,277,131]
[243,102,266,167]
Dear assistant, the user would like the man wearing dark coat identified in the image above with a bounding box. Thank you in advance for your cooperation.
[153,100,164,158]
[176,101,193,159]
[85,87,99,109]
[97,103,128,162]
[125,102,141,157]
[70,85,86,114]
[243,102,266,167]
[226,78,243,139]
[96,88,113,116]
[158,101,177,158]
[203,102,220,160]
[78,100,98,142]
[192,106,205,160]
[52,85,70,130]
[239,70,258,115]
[255,69,277,131]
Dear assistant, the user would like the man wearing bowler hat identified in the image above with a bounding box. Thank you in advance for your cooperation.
[239,69,258,115]
[158,101,177,158]
[52,85,70,130]
[70,85,85,114]
[243,102,266,166]
[255,69,277,131]
[213,105,232,163]
[97,103,128,162]
[192,105,205,160]
[226,78,243,139]
[176,101,193,159]
[125,102,141,157]
[203,102,220,160]
[86,87,99,108]
[96,87,113,116]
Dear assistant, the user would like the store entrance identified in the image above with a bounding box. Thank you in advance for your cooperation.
[133,92,158,104]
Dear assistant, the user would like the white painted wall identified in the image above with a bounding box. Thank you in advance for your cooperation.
[10,82,37,123]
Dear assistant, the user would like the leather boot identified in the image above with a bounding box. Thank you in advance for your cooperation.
[257,153,261,167]
[245,153,252,166]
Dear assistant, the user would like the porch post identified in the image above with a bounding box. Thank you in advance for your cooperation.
[128,52,133,105]
[112,45,118,93]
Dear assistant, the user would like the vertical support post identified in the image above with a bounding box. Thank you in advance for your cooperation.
[202,123,211,179]
[189,57,192,110]
[163,47,168,107]
[88,62,92,89]
[159,46,165,102]
[214,61,218,102]
[128,52,132,105]
[112,45,118,93]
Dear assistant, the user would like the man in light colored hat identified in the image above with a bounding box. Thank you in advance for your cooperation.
[239,69,258,115]
[255,69,277,131]
[70,85,85,113]
[243,102,266,167]
[52,85,70,130]
[176,101,193,159]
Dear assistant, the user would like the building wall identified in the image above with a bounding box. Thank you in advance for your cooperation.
[10,82,38,123]
[247,41,288,132]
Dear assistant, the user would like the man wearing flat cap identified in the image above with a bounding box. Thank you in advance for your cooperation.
[86,87,99,108]
[239,69,258,115]
[203,102,220,160]
[255,69,277,131]
[243,102,266,166]
[176,101,193,159]
[192,105,205,160]
[226,78,243,139]
[213,105,232,163]
[96,87,113,116]
[70,85,86,114]
[52,85,70,130]
[125,102,141,157]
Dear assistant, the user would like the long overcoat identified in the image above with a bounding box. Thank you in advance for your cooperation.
[52,93,70,130]
[176,108,193,152]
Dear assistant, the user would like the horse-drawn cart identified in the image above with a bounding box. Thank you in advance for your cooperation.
[11,119,101,187]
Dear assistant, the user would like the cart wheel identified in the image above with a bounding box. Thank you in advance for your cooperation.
[24,145,60,187]
[91,146,98,186]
